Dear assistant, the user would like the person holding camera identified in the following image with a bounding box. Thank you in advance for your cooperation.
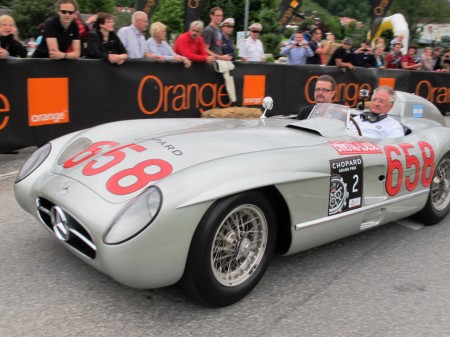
[280,32,313,65]
[306,26,335,65]
[353,39,376,68]
[327,37,354,70]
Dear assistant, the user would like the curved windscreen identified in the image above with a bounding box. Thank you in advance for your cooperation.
[308,103,349,123]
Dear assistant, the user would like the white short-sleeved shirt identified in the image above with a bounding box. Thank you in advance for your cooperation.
[238,37,265,61]
[357,115,405,138]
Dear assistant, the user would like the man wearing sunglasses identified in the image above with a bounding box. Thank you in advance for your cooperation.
[296,75,336,119]
[33,0,80,59]
[238,23,265,62]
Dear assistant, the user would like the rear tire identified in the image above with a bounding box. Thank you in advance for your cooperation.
[182,191,276,307]
[418,153,450,225]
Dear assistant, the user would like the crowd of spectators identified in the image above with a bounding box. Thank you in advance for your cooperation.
[1,0,450,73]
[275,27,449,72]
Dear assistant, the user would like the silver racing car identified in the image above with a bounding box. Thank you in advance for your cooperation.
[15,92,450,306]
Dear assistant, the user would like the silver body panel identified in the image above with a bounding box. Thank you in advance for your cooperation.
[15,93,450,289]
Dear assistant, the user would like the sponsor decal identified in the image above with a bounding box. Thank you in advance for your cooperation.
[142,137,183,156]
[278,0,302,29]
[138,75,231,115]
[415,80,450,104]
[243,75,266,106]
[136,0,160,18]
[370,0,394,40]
[330,141,383,155]
[378,77,396,88]
[0,93,10,130]
[184,0,207,31]
[328,156,363,215]
[28,78,69,126]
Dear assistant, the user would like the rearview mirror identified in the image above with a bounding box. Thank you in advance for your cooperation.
[261,97,273,119]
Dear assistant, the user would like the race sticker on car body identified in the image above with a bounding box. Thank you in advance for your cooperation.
[384,141,435,196]
[328,156,363,215]
[63,141,173,195]
[330,141,382,155]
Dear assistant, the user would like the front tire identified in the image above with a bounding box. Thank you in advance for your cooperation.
[183,191,276,307]
[418,153,450,225]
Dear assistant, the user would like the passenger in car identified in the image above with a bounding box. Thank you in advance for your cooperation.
[296,74,337,119]
[355,86,405,138]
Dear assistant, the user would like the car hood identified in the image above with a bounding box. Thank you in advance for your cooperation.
[52,118,336,202]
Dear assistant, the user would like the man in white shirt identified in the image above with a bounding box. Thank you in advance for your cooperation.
[238,23,265,62]
[356,86,404,138]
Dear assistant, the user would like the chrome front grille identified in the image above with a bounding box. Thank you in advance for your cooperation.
[36,197,97,259]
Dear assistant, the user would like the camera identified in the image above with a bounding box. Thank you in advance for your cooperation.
[362,48,369,52]
[360,89,370,98]
[357,89,371,110]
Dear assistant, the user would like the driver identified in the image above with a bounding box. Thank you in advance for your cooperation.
[297,75,336,120]
[356,86,404,138]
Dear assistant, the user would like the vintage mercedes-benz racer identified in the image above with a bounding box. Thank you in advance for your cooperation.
[15,92,450,307]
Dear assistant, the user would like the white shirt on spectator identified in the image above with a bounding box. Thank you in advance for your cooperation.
[239,37,265,61]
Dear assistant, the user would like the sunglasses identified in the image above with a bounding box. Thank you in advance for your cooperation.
[251,30,260,34]
[60,10,75,15]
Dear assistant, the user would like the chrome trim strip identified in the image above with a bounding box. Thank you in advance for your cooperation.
[69,229,97,251]
[295,190,429,230]
[38,206,51,216]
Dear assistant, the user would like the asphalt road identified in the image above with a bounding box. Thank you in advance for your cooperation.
[1,116,450,337]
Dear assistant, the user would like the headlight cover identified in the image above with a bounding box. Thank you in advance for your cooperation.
[57,137,92,165]
[104,186,162,245]
[15,143,52,183]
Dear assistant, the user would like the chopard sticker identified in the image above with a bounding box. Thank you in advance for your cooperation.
[328,156,363,215]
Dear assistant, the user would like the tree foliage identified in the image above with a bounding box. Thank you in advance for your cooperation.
[115,0,136,7]
[151,0,185,38]
[313,0,370,22]
[12,0,54,40]
[257,5,282,58]
[6,0,450,46]
[78,0,116,14]
[0,0,13,7]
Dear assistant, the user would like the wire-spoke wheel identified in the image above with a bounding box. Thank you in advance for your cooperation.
[430,157,450,211]
[418,153,450,225]
[183,191,276,307]
[211,204,268,287]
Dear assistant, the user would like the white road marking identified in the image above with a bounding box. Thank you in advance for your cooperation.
[0,171,18,179]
